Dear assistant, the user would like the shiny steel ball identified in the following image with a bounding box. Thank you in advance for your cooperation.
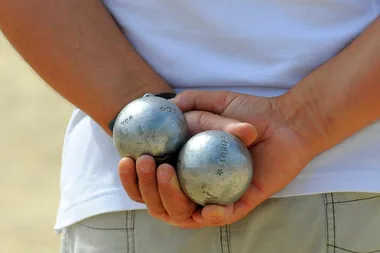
[113,93,189,163]
[177,130,253,206]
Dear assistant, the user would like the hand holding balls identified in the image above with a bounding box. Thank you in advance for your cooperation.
[112,93,253,205]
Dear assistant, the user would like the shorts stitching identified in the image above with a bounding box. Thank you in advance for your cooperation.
[132,211,135,228]
[220,225,231,253]
[324,194,329,253]
[126,211,129,253]
[126,211,135,253]
[332,193,337,253]
[326,245,380,253]
[325,193,335,253]
[65,228,69,253]
[132,211,135,253]
[77,222,127,230]
[219,226,223,253]
[227,225,231,253]
[325,193,380,253]
[325,196,380,205]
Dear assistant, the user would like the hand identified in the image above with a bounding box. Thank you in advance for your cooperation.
[171,90,315,226]
[118,110,258,228]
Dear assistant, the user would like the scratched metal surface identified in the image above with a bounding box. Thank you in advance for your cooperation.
[113,94,189,161]
[177,130,253,206]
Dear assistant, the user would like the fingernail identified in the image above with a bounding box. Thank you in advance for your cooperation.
[207,207,224,222]
[209,211,221,221]
[121,167,130,174]
[140,164,151,174]
[158,170,171,183]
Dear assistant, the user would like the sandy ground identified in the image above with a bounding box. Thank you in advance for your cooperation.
[0,32,74,253]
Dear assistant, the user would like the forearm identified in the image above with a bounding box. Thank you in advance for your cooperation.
[0,0,172,136]
[281,17,380,158]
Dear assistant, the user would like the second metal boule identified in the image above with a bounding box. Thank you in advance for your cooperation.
[177,130,253,206]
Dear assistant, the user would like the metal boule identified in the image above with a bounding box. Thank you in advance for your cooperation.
[177,130,253,206]
[112,94,190,163]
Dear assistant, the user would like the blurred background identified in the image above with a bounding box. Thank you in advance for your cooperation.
[0,32,73,252]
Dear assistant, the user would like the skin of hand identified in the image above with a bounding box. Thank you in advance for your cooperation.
[118,109,259,228]
[118,92,310,228]
[170,91,313,227]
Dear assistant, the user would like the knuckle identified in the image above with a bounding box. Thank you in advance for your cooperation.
[148,210,166,219]
[216,91,232,109]
[168,206,196,221]
[197,111,210,128]
[169,213,192,221]
[181,90,193,97]
[239,197,256,210]
[139,180,157,189]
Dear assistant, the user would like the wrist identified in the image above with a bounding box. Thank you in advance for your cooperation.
[275,90,329,159]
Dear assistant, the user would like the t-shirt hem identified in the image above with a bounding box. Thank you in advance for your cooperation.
[54,174,380,234]
[272,173,380,197]
[54,189,147,234]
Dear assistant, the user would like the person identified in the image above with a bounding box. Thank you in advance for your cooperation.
[1,1,380,252]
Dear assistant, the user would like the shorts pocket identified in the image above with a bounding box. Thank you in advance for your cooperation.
[67,211,136,253]
[324,193,380,253]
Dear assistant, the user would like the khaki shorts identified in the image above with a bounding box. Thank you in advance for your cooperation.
[60,193,380,253]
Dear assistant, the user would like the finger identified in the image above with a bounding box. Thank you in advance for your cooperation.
[161,213,205,229]
[157,163,197,221]
[136,155,166,217]
[118,157,144,203]
[192,184,268,226]
[192,204,234,226]
[171,90,238,114]
[185,110,257,146]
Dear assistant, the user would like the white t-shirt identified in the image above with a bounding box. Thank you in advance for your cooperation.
[54,1,380,232]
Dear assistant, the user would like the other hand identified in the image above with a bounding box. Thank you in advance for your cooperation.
[171,90,315,226]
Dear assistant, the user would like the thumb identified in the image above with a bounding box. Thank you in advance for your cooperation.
[170,90,237,114]
[185,111,257,146]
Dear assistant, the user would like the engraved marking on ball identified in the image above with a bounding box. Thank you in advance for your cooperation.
[121,115,133,125]
[216,135,228,176]
[219,136,228,163]
[160,106,177,114]
[205,192,218,200]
